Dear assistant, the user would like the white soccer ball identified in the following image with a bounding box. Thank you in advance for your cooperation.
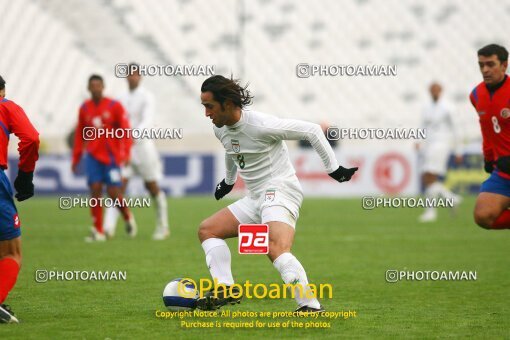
[162,278,199,311]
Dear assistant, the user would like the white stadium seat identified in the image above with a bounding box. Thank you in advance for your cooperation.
[0,0,507,150]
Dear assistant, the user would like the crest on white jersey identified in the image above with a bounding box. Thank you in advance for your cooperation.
[231,139,241,153]
[92,116,103,128]
[264,189,276,203]
[501,108,510,119]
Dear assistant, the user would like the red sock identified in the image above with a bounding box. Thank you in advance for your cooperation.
[115,195,131,221]
[0,258,20,304]
[492,210,510,229]
[91,205,103,234]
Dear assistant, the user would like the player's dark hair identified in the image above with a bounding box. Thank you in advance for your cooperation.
[478,44,509,63]
[88,74,104,84]
[201,75,253,109]
[0,75,5,90]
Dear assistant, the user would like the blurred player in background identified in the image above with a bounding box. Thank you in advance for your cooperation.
[0,75,39,323]
[471,44,510,230]
[103,64,169,240]
[196,75,358,313]
[417,82,462,222]
[72,75,137,241]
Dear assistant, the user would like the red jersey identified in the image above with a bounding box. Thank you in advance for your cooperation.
[0,98,40,172]
[72,97,132,166]
[470,76,510,179]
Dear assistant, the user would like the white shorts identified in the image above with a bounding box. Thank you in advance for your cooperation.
[422,143,450,176]
[122,140,163,182]
[228,180,303,228]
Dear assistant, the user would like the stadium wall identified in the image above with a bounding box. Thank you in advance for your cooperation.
[5,148,485,197]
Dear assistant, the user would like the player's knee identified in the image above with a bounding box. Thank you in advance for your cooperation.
[0,237,21,262]
[106,186,121,198]
[267,239,290,262]
[197,226,206,242]
[0,252,22,267]
[144,182,159,196]
[473,209,496,229]
[198,219,214,242]
[91,189,103,198]
[11,254,22,267]
[422,172,437,186]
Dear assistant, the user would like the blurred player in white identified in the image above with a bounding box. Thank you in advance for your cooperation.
[104,64,169,240]
[196,75,358,313]
[417,83,462,222]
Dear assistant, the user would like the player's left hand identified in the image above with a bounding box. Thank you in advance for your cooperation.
[328,166,358,183]
[214,179,234,200]
[14,170,34,201]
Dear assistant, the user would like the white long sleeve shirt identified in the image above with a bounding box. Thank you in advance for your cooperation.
[420,99,461,153]
[214,110,339,197]
[118,86,155,137]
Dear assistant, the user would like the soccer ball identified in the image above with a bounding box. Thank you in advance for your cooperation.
[162,278,199,311]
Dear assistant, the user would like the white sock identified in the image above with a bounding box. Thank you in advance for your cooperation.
[424,183,442,216]
[273,252,321,309]
[425,182,442,197]
[201,238,234,285]
[104,206,120,234]
[436,183,457,200]
[155,191,168,229]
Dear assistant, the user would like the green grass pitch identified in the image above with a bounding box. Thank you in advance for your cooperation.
[1,195,509,339]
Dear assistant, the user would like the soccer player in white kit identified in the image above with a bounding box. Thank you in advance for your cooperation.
[103,65,169,240]
[196,75,358,312]
[417,83,462,222]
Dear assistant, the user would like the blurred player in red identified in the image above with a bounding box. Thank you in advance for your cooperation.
[470,44,510,229]
[0,75,40,323]
[72,75,137,241]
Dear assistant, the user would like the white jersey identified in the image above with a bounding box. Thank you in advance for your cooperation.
[118,86,155,139]
[214,109,339,197]
[420,99,459,150]
[117,86,161,181]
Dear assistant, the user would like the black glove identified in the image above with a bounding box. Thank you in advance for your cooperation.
[14,170,34,201]
[214,179,234,200]
[496,156,510,174]
[328,166,358,183]
[484,160,495,174]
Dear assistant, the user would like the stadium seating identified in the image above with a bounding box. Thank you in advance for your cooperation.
[0,0,100,139]
[1,0,508,149]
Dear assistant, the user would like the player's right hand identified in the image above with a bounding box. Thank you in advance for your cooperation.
[14,170,34,201]
[484,160,495,173]
[214,179,234,200]
[328,166,359,183]
[496,156,510,175]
